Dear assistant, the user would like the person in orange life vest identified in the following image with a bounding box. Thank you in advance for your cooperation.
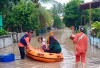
[18,30,33,59]
[71,27,88,68]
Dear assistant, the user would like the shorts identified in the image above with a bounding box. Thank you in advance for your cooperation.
[42,45,46,51]
[76,50,86,63]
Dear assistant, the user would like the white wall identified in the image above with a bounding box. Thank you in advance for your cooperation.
[0,31,36,48]
[0,35,13,48]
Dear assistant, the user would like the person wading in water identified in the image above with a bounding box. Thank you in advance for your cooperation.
[70,26,88,68]
[18,30,33,59]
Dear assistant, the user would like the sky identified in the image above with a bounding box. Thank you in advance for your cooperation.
[41,0,92,9]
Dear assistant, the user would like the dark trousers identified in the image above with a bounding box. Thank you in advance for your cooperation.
[19,47,25,59]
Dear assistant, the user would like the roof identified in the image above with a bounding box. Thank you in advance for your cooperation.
[79,1,100,10]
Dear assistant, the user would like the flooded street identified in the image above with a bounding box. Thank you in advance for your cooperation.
[0,28,100,68]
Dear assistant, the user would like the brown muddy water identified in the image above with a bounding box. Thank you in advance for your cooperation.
[0,28,100,68]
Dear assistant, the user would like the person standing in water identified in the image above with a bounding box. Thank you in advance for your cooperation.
[70,27,88,68]
[18,30,33,59]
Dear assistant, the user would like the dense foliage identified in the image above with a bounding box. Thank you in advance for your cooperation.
[0,29,8,36]
[39,6,52,27]
[50,3,65,28]
[1,0,53,35]
[64,0,83,27]
[63,0,100,28]
[91,21,100,38]
[52,14,64,28]
[4,0,39,32]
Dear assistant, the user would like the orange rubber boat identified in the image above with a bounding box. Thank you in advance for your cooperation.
[26,45,63,62]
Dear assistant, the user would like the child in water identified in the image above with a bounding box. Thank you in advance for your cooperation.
[38,37,47,51]
[70,35,75,40]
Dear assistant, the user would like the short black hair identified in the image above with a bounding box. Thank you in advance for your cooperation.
[70,35,74,40]
[38,37,43,41]
[27,30,33,33]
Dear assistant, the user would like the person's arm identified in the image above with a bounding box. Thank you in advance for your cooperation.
[85,36,88,51]
[40,45,43,50]
[46,44,49,50]
[73,34,78,43]
[73,34,78,54]
[24,37,30,46]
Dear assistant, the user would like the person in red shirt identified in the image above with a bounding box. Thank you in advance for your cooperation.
[18,30,33,59]
[70,27,88,68]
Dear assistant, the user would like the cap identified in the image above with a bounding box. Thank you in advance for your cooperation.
[79,26,85,32]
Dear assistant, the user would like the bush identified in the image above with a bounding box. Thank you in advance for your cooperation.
[0,29,8,36]
[4,0,39,32]
[91,21,100,38]
[36,29,40,36]
[76,29,80,33]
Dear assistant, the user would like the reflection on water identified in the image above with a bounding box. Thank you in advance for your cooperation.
[0,28,100,68]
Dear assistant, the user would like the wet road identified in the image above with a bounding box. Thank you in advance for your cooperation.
[0,28,100,68]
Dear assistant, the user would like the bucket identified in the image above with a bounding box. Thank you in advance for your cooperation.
[0,53,15,62]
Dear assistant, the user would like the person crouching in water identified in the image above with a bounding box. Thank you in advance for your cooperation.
[18,30,33,59]
[38,37,47,51]
[47,31,56,45]
[45,32,61,53]
[70,27,88,68]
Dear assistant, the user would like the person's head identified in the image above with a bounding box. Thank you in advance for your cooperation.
[38,37,43,43]
[70,35,75,40]
[27,30,33,36]
[79,26,85,33]
[49,31,54,36]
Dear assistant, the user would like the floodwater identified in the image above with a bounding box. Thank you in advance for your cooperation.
[0,28,100,68]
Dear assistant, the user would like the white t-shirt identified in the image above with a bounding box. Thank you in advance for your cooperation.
[41,42,46,46]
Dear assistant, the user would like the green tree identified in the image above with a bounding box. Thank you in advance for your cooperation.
[63,0,84,27]
[50,2,65,28]
[91,8,100,22]
[0,0,20,16]
[53,14,62,28]
[0,0,20,31]
[91,21,100,38]
[39,5,52,27]
[4,0,39,32]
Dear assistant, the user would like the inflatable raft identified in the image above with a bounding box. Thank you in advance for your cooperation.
[26,45,63,62]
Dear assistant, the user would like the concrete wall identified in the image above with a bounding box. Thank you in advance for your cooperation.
[87,23,91,37]
[86,23,100,49]
[0,31,36,48]
[0,35,13,48]
[90,37,100,49]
